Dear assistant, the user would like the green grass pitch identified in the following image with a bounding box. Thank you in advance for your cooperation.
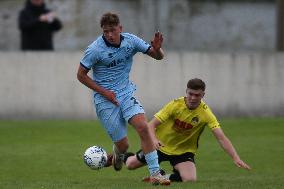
[0,118,284,189]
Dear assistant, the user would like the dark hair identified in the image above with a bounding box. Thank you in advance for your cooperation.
[187,78,206,91]
[100,12,120,27]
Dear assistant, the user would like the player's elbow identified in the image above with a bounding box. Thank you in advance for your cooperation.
[77,64,89,82]
[77,72,82,82]
[77,71,86,83]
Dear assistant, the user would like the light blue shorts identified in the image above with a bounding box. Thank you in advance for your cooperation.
[95,92,145,142]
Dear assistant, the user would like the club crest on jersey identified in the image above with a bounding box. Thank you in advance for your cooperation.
[191,117,199,124]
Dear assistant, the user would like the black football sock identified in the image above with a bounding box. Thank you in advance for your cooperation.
[123,152,135,163]
[169,172,182,182]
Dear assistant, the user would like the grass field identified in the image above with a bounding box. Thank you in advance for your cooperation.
[0,118,284,189]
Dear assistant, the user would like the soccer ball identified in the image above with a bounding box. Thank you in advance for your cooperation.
[83,146,108,170]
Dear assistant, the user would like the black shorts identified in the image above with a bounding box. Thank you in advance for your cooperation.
[136,149,195,167]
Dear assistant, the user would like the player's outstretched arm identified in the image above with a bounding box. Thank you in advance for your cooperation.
[147,31,164,60]
[212,128,251,170]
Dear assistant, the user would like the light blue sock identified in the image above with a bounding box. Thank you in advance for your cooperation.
[144,150,160,176]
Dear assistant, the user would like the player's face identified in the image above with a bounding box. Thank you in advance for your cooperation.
[185,88,205,109]
[102,24,122,46]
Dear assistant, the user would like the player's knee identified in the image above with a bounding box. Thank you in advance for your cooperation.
[178,171,197,182]
[125,156,139,170]
[181,175,197,182]
[125,161,137,170]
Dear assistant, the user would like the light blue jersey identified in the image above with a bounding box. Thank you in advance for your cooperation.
[80,33,151,104]
[80,33,151,142]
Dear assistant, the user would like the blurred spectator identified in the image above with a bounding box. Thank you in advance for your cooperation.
[18,0,62,51]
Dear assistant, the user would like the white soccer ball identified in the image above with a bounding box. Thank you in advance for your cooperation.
[83,146,108,170]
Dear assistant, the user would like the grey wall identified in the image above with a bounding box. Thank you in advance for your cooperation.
[0,52,283,120]
[0,52,94,119]
[0,0,276,51]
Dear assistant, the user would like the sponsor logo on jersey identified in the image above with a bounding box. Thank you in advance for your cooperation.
[107,58,125,68]
[173,119,193,133]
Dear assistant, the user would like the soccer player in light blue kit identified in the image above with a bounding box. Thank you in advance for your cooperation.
[77,12,170,185]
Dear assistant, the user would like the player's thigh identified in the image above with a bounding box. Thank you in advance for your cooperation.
[120,95,146,125]
[120,95,148,133]
[95,101,127,142]
[174,161,197,182]
[128,113,148,129]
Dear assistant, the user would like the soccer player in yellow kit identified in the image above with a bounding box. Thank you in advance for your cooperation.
[124,78,251,182]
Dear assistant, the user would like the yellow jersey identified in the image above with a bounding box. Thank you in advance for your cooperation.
[155,97,220,155]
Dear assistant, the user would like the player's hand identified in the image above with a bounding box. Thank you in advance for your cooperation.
[151,31,163,51]
[153,138,164,150]
[234,159,251,170]
[102,90,119,106]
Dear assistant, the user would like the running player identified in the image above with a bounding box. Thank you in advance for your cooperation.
[77,12,170,185]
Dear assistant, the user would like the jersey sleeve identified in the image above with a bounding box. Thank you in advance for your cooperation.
[154,100,175,123]
[80,45,99,70]
[130,34,151,54]
[205,108,221,130]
